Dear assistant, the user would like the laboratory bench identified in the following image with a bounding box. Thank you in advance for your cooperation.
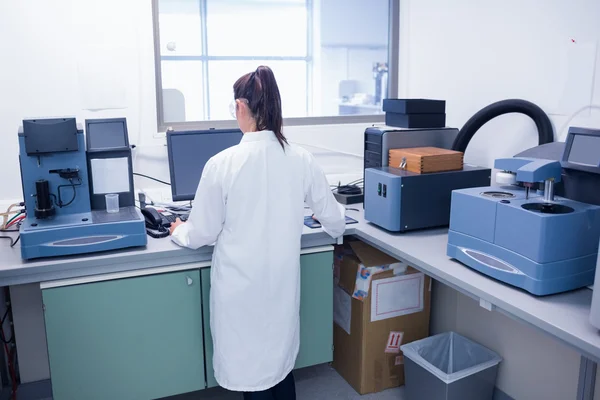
[0,224,339,400]
[0,208,599,399]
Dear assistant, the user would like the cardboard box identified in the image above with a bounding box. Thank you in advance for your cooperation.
[333,241,432,395]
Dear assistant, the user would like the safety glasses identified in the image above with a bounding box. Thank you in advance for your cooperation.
[229,98,248,119]
[229,99,237,119]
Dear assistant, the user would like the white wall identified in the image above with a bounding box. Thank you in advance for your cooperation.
[0,0,158,202]
[399,0,600,167]
[399,1,600,399]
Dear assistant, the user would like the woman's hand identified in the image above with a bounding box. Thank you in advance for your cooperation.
[169,218,185,235]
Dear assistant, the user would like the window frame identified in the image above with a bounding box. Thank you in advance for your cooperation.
[152,0,400,133]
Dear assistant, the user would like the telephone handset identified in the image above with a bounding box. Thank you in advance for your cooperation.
[141,208,170,238]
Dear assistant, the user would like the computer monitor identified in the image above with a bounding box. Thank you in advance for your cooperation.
[562,127,600,174]
[86,118,130,152]
[167,128,243,201]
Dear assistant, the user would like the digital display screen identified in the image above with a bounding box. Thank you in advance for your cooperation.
[87,121,127,150]
[568,134,600,166]
[168,130,243,201]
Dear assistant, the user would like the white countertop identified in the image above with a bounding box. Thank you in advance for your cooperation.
[1,206,599,362]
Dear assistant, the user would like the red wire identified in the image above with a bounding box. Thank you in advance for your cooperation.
[5,215,25,229]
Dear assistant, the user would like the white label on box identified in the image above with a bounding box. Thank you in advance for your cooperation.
[334,285,352,335]
[395,355,404,366]
[385,331,404,354]
[371,273,425,322]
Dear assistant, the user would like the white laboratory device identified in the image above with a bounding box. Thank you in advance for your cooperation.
[590,237,600,330]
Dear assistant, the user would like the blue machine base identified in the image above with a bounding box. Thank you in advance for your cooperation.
[20,207,148,260]
[447,230,596,296]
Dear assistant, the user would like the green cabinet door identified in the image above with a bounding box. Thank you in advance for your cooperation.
[201,268,218,388]
[201,250,333,387]
[295,251,334,369]
[43,270,205,400]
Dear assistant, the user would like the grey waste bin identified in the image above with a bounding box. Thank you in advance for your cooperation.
[400,332,502,400]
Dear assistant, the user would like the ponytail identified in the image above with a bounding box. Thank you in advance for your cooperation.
[233,65,287,150]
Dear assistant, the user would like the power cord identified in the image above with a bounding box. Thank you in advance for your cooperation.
[1,216,23,247]
[145,226,170,239]
[333,185,363,195]
[133,173,171,186]
[0,237,15,247]
[56,178,82,208]
[332,179,364,195]
[10,236,20,248]
[1,287,17,399]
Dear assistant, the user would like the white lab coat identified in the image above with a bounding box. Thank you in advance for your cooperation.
[171,130,346,392]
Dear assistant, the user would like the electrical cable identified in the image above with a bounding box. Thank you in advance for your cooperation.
[10,236,20,248]
[0,203,23,230]
[5,216,25,229]
[333,185,362,195]
[5,212,23,227]
[133,173,171,186]
[332,178,364,197]
[145,226,170,239]
[0,307,13,344]
[557,104,600,141]
[57,178,81,208]
[1,288,17,399]
[0,237,15,247]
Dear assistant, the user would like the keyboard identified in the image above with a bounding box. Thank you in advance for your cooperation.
[160,211,188,223]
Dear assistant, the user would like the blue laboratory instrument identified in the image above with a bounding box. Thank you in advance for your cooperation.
[447,128,600,295]
[18,118,147,260]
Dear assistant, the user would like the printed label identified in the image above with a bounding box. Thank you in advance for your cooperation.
[385,331,404,354]
[371,273,425,322]
[395,355,404,366]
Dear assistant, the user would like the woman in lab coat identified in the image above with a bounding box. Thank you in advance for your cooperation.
[169,65,346,399]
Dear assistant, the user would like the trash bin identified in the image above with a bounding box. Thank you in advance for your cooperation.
[400,332,502,400]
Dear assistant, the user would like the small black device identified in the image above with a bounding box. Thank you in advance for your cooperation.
[141,208,188,238]
[141,208,167,230]
[303,215,358,229]
[332,184,364,205]
[141,208,170,238]
[382,99,447,129]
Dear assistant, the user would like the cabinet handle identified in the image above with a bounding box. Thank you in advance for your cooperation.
[186,276,194,286]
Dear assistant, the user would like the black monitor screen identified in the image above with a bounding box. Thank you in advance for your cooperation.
[87,120,128,151]
[568,134,600,166]
[167,129,243,201]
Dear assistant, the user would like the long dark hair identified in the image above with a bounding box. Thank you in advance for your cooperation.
[233,65,287,149]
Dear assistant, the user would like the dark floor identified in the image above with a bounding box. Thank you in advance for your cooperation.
[169,364,405,400]
[5,364,405,400]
